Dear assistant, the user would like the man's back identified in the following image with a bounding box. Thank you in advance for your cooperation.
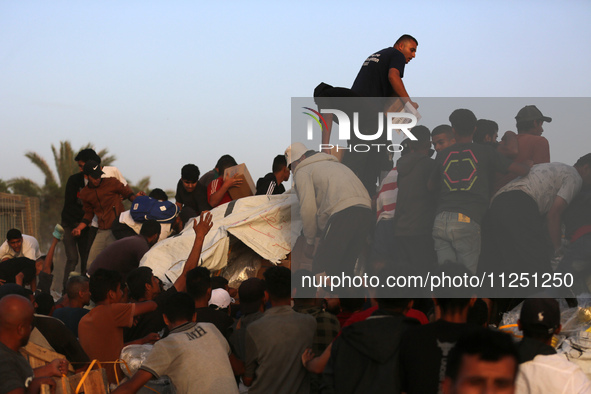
[140,322,238,394]
[494,133,550,191]
[351,47,406,97]
[434,142,512,225]
[494,162,582,215]
[245,305,316,394]
[87,235,150,278]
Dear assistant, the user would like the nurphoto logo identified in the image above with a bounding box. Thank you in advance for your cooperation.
[302,107,418,153]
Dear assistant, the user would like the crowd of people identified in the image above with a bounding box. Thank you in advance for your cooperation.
[1,33,591,394]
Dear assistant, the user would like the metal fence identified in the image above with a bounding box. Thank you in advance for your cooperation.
[0,192,40,240]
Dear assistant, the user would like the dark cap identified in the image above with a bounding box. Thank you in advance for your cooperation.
[520,298,560,335]
[238,278,265,315]
[515,105,552,123]
[83,160,104,179]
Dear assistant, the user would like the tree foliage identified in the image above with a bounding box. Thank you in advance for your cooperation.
[6,141,147,248]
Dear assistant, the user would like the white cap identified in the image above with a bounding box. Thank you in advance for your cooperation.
[208,288,235,309]
[285,142,309,166]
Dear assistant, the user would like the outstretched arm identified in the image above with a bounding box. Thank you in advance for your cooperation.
[174,211,213,292]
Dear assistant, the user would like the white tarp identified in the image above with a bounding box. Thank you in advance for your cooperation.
[140,193,300,288]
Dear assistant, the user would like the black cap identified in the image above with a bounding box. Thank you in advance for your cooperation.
[520,298,560,335]
[83,160,104,179]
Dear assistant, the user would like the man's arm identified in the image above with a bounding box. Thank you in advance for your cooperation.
[173,211,213,292]
[133,300,158,316]
[547,196,568,251]
[532,137,550,164]
[388,68,418,109]
[209,176,242,207]
[111,369,154,394]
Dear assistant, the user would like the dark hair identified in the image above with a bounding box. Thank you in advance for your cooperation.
[89,269,123,303]
[34,292,55,316]
[126,267,154,301]
[340,298,366,313]
[263,266,291,300]
[446,328,518,381]
[6,229,22,241]
[181,164,200,182]
[211,276,229,290]
[217,157,237,174]
[516,120,535,133]
[186,267,211,300]
[408,125,431,151]
[291,269,316,298]
[75,148,101,164]
[467,298,489,327]
[139,220,161,238]
[449,109,477,137]
[473,119,499,144]
[66,275,89,300]
[395,34,418,46]
[149,188,168,201]
[574,153,591,168]
[215,155,237,170]
[272,155,288,173]
[162,292,195,323]
[431,124,454,139]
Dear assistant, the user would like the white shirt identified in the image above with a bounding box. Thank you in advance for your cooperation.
[516,353,591,393]
[0,234,42,261]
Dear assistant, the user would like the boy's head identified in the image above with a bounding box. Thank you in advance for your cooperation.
[186,267,211,301]
[272,155,290,183]
[139,220,161,247]
[263,266,291,302]
[89,268,123,304]
[162,292,196,327]
[148,188,168,201]
[216,156,238,175]
[474,119,499,144]
[6,229,23,254]
[126,267,161,301]
[66,276,91,306]
[432,125,456,153]
[180,164,200,193]
[449,109,477,139]
[406,125,433,155]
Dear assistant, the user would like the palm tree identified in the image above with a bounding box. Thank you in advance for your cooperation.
[8,141,117,247]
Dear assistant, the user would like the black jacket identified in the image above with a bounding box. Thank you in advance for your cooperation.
[322,310,419,394]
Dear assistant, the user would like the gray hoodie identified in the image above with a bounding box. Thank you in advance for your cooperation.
[293,152,371,244]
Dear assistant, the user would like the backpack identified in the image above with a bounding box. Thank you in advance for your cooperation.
[130,195,179,223]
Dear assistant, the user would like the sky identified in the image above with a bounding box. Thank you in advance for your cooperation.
[1,1,590,193]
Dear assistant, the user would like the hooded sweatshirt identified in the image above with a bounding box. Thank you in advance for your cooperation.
[322,310,419,394]
[293,152,371,244]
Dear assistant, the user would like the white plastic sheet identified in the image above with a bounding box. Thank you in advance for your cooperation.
[140,194,300,288]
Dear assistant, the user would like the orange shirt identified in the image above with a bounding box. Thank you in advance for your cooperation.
[78,303,135,384]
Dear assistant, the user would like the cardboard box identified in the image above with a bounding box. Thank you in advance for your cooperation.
[224,163,256,200]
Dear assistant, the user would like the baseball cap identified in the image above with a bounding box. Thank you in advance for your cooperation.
[520,298,560,335]
[238,278,266,315]
[208,288,235,310]
[83,160,104,179]
[285,143,309,167]
[515,105,552,123]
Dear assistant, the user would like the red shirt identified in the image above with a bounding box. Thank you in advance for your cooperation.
[207,176,232,207]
